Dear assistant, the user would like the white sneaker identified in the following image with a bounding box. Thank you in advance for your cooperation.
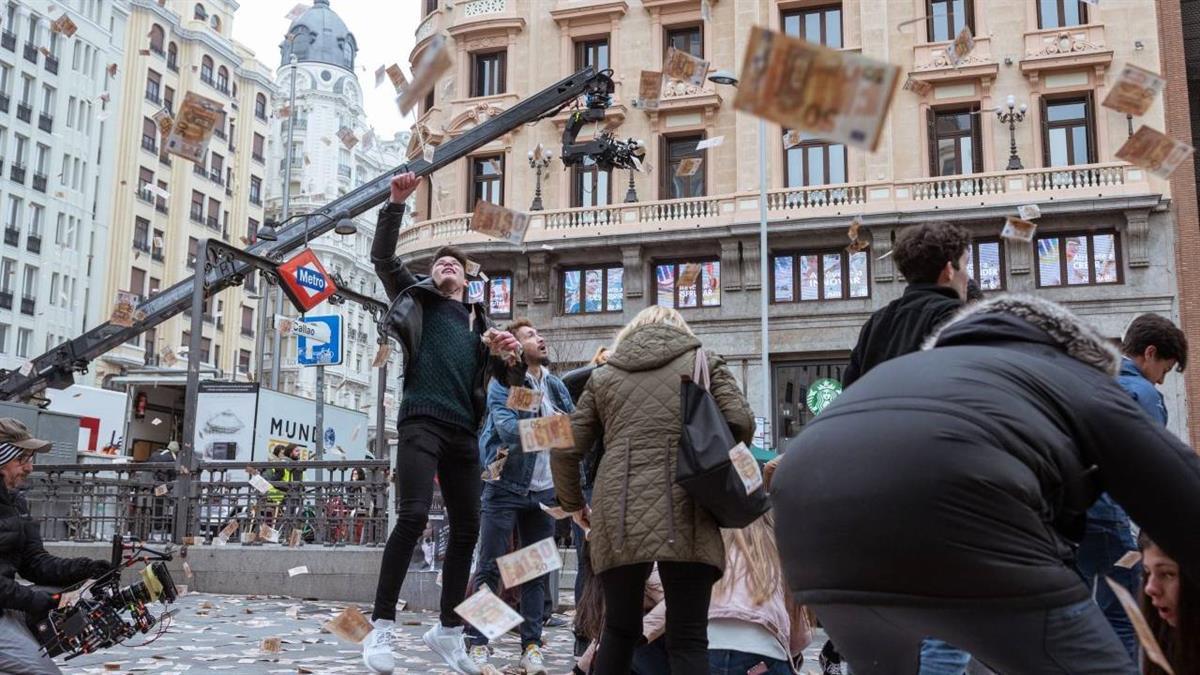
[362,619,397,674]
[519,644,548,675]
[422,623,481,675]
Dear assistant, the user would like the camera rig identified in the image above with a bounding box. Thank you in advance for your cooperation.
[560,69,647,172]
[34,535,179,660]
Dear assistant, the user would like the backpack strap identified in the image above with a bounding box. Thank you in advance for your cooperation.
[693,347,711,391]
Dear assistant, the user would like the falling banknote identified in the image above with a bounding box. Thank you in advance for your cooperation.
[1116,126,1195,179]
[1105,577,1175,674]
[496,537,562,590]
[518,414,574,452]
[325,606,373,644]
[336,126,359,150]
[469,200,531,245]
[454,588,524,641]
[1102,64,1164,117]
[729,442,763,494]
[1001,215,1037,242]
[637,70,663,110]
[945,25,975,67]
[675,157,703,177]
[110,291,139,328]
[397,35,452,115]
[735,26,900,152]
[663,46,710,87]
[506,386,543,413]
[165,92,224,165]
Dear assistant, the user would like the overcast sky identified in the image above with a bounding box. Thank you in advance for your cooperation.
[231,1,419,137]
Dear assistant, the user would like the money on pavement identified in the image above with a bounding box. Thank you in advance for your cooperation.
[518,414,575,452]
[1116,125,1195,179]
[398,35,452,115]
[165,92,224,165]
[496,537,562,590]
[735,26,900,152]
[324,606,373,644]
[1001,215,1037,242]
[663,46,710,87]
[1102,64,1164,117]
[1105,577,1175,674]
[454,588,523,641]
[729,442,764,494]
[469,200,531,245]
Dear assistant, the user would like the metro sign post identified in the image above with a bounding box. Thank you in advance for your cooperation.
[277,249,337,313]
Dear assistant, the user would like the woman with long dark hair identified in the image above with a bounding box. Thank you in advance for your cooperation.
[1141,531,1200,675]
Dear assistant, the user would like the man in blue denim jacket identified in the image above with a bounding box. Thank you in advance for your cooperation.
[467,318,574,675]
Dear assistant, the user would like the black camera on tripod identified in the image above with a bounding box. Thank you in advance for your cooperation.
[561,69,648,173]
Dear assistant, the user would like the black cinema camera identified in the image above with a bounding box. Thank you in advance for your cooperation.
[34,536,179,660]
[561,69,647,173]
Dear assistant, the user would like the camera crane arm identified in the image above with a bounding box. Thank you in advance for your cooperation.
[0,66,615,403]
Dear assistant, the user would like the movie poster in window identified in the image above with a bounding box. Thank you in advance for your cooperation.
[800,255,819,300]
[700,261,720,306]
[489,277,512,315]
[606,268,623,311]
[1093,234,1117,283]
[1038,239,1062,286]
[849,251,869,298]
[678,270,699,308]
[978,242,1002,290]
[585,269,603,312]
[564,271,581,314]
[656,264,675,308]
[823,254,842,298]
[1065,236,1089,285]
[774,257,794,301]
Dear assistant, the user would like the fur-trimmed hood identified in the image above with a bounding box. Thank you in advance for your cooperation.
[922,294,1121,376]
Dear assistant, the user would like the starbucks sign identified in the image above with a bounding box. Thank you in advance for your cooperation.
[806,378,844,415]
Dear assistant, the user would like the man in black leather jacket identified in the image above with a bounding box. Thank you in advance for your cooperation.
[0,418,110,674]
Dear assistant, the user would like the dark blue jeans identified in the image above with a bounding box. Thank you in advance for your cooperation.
[709,649,793,674]
[465,484,556,649]
[1076,516,1140,661]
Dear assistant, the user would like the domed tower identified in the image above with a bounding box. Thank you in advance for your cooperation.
[278,0,357,72]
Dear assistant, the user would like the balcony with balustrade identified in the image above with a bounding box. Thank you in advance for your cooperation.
[26,234,40,254]
[9,164,25,185]
[44,54,58,75]
[37,113,53,133]
[20,296,34,315]
[31,172,46,192]
[22,42,37,64]
[16,103,31,123]
[0,94,9,114]
[0,31,14,52]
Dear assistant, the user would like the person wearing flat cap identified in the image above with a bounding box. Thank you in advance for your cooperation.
[0,418,111,674]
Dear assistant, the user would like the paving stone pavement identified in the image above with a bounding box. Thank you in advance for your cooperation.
[59,592,830,674]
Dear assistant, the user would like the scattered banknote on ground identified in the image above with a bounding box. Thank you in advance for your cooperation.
[469,200,531,245]
[371,343,391,368]
[454,588,523,641]
[637,71,663,110]
[675,157,703,177]
[288,566,309,577]
[110,291,139,327]
[946,26,975,67]
[481,448,509,481]
[398,35,452,114]
[1017,204,1042,220]
[1105,577,1175,674]
[518,414,574,452]
[337,126,359,150]
[260,637,282,654]
[903,76,933,97]
[507,386,543,413]
[325,606,373,644]
[729,442,763,494]
[249,474,272,494]
[695,136,724,151]
[1116,125,1195,179]
[539,502,570,519]
[1001,215,1037,242]
[496,537,562,590]
[51,14,78,37]
[1103,64,1164,117]
[678,263,702,288]
[165,92,223,165]
[664,46,709,87]
[735,27,900,152]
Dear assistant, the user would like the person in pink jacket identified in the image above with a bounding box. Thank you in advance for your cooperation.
[708,511,812,674]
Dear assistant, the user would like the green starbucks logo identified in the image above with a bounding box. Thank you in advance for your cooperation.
[806,378,843,415]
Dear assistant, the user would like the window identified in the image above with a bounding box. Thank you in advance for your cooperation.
[1042,96,1094,167]
[471,51,506,97]
[470,155,504,206]
[255,93,267,120]
[16,328,30,358]
[138,166,154,195]
[656,260,720,308]
[252,133,265,160]
[207,197,220,226]
[781,5,843,48]
[216,65,229,92]
[0,325,6,353]
[193,3,207,20]
[241,305,254,335]
[238,349,251,374]
[425,0,438,15]
[0,258,12,292]
[164,85,174,112]
[575,37,610,72]
[1036,231,1120,287]
[572,165,611,207]
[965,239,1004,291]
[21,264,37,299]
[152,228,164,257]
[466,273,513,318]
[929,106,981,176]
[662,135,706,199]
[200,337,212,364]
[785,132,847,187]
[129,267,146,297]
[134,217,150,249]
[145,70,161,102]
[773,249,869,302]
[1038,0,1088,28]
[200,55,214,84]
[927,0,974,42]
[665,25,702,59]
[190,190,204,221]
[249,176,262,204]
[187,236,198,269]
[141,117,157,152]
[27,204,41,237]
[167,42,177,70]
[563,265,623,314]
[149,25,164,53]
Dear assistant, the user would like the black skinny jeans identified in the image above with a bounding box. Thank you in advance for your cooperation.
[594,561,720,675]
[372,417,482,626]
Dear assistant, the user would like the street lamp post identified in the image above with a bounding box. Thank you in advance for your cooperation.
[623,169,638,203]
[270,54,300,391]
[997,94,1028,171]
[709,70,772,450]
[527,147,553,211]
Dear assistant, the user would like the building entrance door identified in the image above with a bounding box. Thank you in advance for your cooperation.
[772,358,848,449]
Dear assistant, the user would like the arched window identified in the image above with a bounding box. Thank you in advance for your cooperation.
[200,55,214,84]
[193,3,207,20]
[167,42,178,70]
[209,15,221,32]
[148,25,164,54]
[255,93,267,121]
[216,65,229,93]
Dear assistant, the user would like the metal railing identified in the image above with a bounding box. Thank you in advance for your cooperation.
[24,460,398,546]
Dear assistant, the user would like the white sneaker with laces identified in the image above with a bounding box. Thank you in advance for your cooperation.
[422,623,481,675]
[519,644,548,675]
[362,619,397,674]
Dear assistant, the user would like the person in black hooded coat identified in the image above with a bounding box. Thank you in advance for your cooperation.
[770,296,1200,674]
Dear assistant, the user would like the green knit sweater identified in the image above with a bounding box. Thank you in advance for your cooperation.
[397,295,481,431]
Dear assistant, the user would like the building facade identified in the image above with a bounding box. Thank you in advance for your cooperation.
[95,0,275,386]
[403,0,1185,447]
[0,0,129,374]
[262,0,412,453]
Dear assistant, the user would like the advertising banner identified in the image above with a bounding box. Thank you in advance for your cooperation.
[194,382,260,462]
[253,388,369,462]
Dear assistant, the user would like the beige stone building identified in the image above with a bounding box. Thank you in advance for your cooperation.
[401,0,1182,448]
[96,0,275,385]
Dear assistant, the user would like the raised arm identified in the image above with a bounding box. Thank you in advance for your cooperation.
[371,173,423,301]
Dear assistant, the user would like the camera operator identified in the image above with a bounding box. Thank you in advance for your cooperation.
[0,419,110,674]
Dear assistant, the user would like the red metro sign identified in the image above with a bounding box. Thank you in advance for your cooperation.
[277,248,337,312]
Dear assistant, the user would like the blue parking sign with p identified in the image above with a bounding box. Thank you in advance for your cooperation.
[297,315,343,367]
